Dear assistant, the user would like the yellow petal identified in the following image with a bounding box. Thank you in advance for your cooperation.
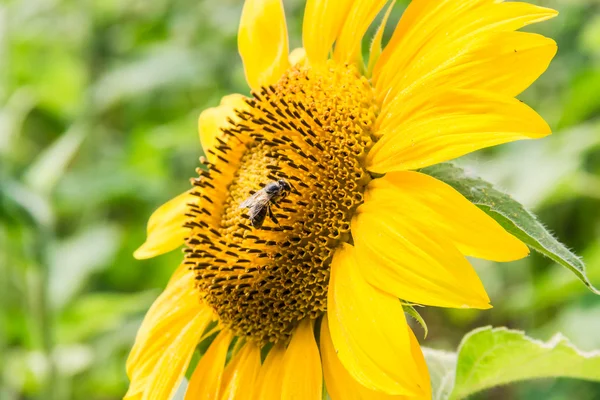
[126,270,210,372]
[374,0,557,104]
[333,0,388,65]
[409,31,557,102]
[256,344,286,400]
[321,318,371,400]
[321,317,430,400]
[289,47,308,67]
[126,269,197,368]
[352,201,491,309]
[134,190,195,260]
[302,0,353,67]
[220,341,261,399]
[198,93,249,163]
[327,244,427,396]
[365,172,529,262]
[281,319,322,400]
[126,268,203,369]
[367,89,551,172]
[379,31,557,119]
[185,330,233,400]
[367,0,396,77]
[126,269,213,400]
[238,0,289,90]
[141,314,207,400]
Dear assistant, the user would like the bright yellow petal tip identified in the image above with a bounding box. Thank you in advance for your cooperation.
[134,190,195,260]
[238,0,290,90]
[368,89,552,173]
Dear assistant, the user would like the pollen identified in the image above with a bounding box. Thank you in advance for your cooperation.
[184,62,378,344]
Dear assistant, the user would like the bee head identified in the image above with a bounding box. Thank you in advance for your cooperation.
[278,179,292,191]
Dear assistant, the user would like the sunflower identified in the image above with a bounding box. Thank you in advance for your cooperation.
[125,0,557,399]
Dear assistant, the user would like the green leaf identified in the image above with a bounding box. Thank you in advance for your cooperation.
[49,224,122,310]
[0,180,54,228]
[23,123,87,195]
[558,68,600,128]
[424,327,600,400]
[459,327,600,398]
[91,47,209,111]
[421,162,600,295]
[403,304,428,338]
[422,348,456,400]
[58,291,157,343]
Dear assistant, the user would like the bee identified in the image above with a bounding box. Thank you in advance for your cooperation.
[239,179,292,228]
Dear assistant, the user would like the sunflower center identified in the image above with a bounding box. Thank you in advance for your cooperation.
[185,62,377,343]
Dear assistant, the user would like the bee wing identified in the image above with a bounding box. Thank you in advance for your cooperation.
[239,190,270,209]
[248,203,269,227]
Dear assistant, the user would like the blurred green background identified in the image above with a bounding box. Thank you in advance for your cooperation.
[1,0,599,399]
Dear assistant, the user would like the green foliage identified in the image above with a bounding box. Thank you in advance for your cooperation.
[422,162,600,295]
[403,304,429,339]
[423,348,457,400]
[424,327,600,400]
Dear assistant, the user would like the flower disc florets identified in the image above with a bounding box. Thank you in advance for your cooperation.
[184,62,377,343]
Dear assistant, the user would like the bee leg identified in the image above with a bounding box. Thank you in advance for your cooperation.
[267,206,279,225]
